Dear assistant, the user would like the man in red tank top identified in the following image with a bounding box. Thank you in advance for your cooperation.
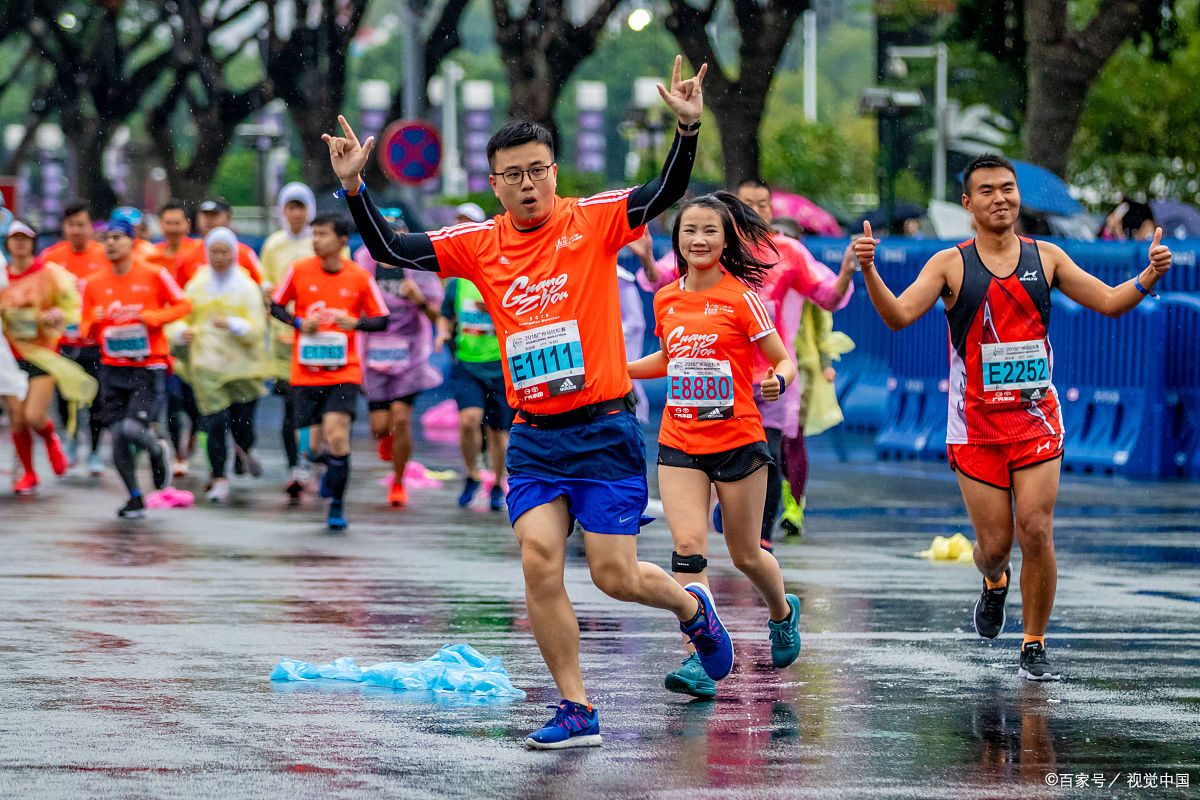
[853,154,1172,681]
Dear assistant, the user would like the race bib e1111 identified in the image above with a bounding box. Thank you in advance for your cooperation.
[506,320,586,401]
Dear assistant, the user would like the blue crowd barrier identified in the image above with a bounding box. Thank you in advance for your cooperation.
[874,301,949,460]
[1162,294,1200,478]
[1051,296,1169,477]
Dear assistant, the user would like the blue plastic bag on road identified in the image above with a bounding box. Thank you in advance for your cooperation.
[270,643,525,699]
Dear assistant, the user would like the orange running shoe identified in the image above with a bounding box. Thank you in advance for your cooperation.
[388,481,408,507]
[13,472,38,495]
[45,432,69,476]
[377,433,394,462]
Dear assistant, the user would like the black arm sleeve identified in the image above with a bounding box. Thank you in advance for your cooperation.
[270,302,295,327]
[625,130,698,229]
[355,315,388,333]
[345,187,441,273]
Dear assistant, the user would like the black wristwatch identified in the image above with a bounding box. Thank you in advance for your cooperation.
[677,119,701,134]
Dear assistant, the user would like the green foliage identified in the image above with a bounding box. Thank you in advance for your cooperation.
[1069,0,1200,203]
[211,150,259,206]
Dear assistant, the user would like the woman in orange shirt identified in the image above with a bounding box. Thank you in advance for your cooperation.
[0,222,82,493]
[630,193,801,698]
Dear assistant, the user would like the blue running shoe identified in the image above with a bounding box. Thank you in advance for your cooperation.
[680,583,734,680]
[327,501,347,531]
[712,503,723,533]
[664,652,717,698]
[524,700,602,750]
[768,594,802,668]
[489,484,505,512]
[458,477,480,508]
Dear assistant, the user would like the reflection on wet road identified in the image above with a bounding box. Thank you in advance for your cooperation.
[1,433,1198,798]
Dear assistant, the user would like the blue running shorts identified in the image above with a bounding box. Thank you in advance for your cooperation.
[506,411,649,535]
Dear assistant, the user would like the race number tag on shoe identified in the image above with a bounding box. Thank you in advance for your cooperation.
[366,335,411,371]
[981,339,1050,402]
[102,322,151,359]
[667,358,734,421]
[298,331,348,368]
[506,320,586,400]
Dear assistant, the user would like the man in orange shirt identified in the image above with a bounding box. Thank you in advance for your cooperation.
[154,200,205,285]
[187,198,263,285]
[269,215,388,530]
[41,201,108,472]
[80,217,191,518]
[328,56,734,749]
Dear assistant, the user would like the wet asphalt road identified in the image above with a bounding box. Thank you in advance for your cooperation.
[1,411,1198,799]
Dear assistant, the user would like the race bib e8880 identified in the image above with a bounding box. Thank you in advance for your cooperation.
[666,358,734,421]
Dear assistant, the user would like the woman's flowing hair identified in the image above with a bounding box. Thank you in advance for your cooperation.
[670,191,777,289]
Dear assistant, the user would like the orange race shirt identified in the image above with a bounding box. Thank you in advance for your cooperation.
[271,255,388,387]
[80,262,191,368]
[428,190,643,414]
[40,239,110,346]
[154,237,205,285]
[653,271,776,454]
[177,240,262,287]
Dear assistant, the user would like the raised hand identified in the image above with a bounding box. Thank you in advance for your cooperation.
[1148,227,1172,275]
[321,115,376,192]
[657,55,708,126]
[853,221,878,272]
[759,366,781,401]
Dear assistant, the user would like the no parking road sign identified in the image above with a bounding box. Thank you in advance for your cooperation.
[378,120,442,186]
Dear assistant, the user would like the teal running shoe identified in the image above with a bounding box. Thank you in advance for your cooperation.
[768,594,802,668]
[664,652,717,698]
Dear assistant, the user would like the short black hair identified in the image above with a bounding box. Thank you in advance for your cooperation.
[62,201,90,220]
[736,178,771,196]
[311,214,350,238]
[486,121,555,171]
[159,199,188,217]
[962,154,1016,193]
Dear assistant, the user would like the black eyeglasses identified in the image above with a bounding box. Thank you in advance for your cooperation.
[492,164,554,185]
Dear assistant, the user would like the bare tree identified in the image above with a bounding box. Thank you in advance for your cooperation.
[145,1,268,204]
[491,0,623,147]
[263,0,370,189]
[665,0,806,187]
[1024,0,1168,176]
[22,1,176,214]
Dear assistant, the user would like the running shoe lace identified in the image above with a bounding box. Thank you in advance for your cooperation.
[686,618,719,657]
[981,585,1006,613]
[546,703,588,733]
[769,621,796,649]
[1024,645,1049,668]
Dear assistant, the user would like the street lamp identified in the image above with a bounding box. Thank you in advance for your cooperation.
[858,87,925,231]
[886,43,948,202]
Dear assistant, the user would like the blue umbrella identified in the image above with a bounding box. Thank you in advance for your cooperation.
[1150,200,1200,239]
[1011,160,1084,217]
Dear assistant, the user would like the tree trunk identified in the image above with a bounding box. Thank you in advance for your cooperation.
[502,58,564,149]
[713,97,764,189]
[665,0,806,186]
[1023,0,1148,176]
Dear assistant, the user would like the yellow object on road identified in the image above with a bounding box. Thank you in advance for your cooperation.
[918,533,975,563]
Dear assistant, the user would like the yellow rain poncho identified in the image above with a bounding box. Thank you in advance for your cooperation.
[1,259,96,423]
[795,302,855,437]
[174,265,269,417]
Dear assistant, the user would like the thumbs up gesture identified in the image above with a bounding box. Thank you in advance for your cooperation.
[853,220,879,273]
[1147,227,1172,276]
[759,366,782,401]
